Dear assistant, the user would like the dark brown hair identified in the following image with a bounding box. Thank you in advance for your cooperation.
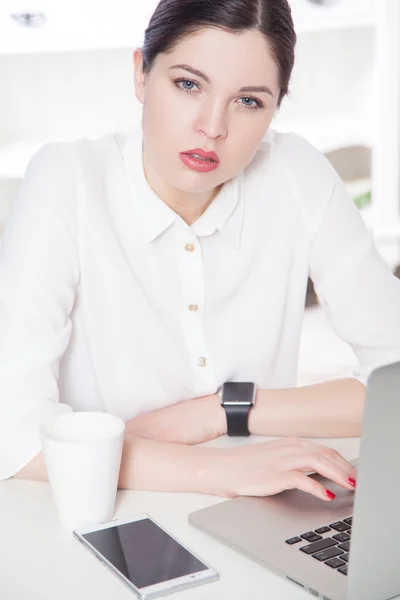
[142,0,297,106]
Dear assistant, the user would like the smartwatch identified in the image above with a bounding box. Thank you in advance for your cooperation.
[219,382,256,436]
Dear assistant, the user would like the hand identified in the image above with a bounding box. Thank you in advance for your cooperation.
[209,436,357,501]
[124,394,226,445]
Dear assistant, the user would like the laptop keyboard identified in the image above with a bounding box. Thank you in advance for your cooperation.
[285,517,352,576]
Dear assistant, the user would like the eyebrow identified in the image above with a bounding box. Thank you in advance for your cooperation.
[169,64,275,98]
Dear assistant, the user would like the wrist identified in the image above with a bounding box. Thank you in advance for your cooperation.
[219,382,256,437]
[196,446,231,497]
[247,389,258,434]
[120,434,225,494]
[212,393,227,436]
[248,389,270,435]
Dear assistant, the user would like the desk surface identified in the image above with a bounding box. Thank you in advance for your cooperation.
[0,436,360,600]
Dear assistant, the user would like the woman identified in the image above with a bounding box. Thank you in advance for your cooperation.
[2,0,400,500]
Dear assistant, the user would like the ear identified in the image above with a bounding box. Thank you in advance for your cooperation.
[133,48,146,104]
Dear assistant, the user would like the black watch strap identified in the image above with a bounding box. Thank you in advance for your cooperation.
[220,382,255,437]
[224,403,251,436]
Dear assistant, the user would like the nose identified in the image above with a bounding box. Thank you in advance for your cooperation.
[195,98,228,140]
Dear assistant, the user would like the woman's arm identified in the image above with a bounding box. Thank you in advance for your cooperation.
[123,378,365,446]
[0,143,80,481]
[13,435,216,493]
[249,378,365,438]
[14,434,358,502]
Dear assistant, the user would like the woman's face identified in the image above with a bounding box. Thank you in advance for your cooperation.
[134,27,281,199]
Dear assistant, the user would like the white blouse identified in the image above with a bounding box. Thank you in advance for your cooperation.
[1,123,400,480]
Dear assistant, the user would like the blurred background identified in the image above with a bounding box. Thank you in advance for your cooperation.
[1,0,399,385]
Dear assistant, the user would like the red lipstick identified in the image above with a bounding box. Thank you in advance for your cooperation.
[179,148,220,173]
[181,148,220,162]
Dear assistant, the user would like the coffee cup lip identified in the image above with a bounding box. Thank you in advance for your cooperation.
[40,411,125,444]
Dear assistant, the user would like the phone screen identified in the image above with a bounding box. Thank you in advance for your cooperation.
[81,518,208,589]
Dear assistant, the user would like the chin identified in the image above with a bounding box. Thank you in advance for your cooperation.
[171,179,214,194]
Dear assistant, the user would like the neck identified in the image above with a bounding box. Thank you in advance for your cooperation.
[142,144,222,226]
[165,185,222,225]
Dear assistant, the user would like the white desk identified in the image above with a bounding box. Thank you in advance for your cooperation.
[0,436,360,600]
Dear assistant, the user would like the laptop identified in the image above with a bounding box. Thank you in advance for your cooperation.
[189,360,400,600]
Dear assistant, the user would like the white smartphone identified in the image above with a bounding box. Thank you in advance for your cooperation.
[73,513,219,599]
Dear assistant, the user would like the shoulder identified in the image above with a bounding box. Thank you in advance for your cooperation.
[21,134,126,219]
[256,128,338,184]
[15,134,121,234]
[248,128,340,227]
[26,133,123,183]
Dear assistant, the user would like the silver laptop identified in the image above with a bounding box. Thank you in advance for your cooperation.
[189,360,400,600]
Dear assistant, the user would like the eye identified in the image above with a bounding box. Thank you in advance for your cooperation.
[174,78,200,94]
[239,97,264,110]
[174,78,264,110]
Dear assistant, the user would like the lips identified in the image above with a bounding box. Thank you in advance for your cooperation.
[180,148,220,163]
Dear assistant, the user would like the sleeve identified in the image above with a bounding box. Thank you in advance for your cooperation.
[308,174,400,386]
[0,142,80,479]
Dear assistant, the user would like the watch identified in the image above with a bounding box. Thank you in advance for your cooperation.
[219,382,256,436]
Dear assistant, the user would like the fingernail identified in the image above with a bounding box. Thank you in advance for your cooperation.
[348,477,356,488]
[325,489,336,500]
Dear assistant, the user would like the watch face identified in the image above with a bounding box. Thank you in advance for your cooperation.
[222,382,255,405]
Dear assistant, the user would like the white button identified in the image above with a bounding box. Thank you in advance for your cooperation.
[197,357,208,368]
[185,243,195,252]
[189,304,199,312]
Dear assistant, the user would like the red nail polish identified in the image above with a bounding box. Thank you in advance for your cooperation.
[325,489,336,500]
[348,477,356,488]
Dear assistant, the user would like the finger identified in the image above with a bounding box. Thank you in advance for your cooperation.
[314,445,357,480]
[278,452,356,491]
[287,439,357,481]
[270,470,336,502]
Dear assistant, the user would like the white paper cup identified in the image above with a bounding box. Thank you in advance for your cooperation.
[40,411,125,531]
